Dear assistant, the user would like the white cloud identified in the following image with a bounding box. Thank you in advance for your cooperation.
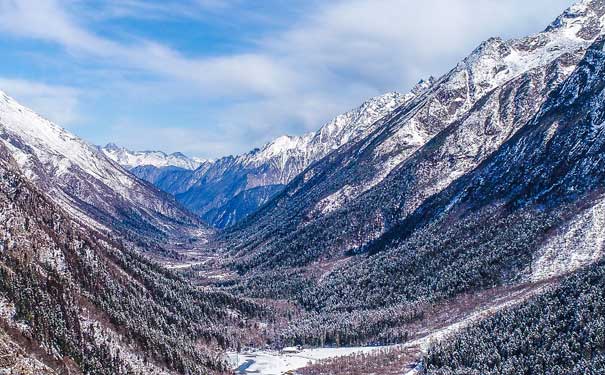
[0,0,575,156]
[0,78,83,126]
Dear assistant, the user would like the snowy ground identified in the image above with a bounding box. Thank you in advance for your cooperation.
[163,260,207,270]
[227,346,399,375]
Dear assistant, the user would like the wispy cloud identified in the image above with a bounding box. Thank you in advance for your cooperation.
[0,77,83,126]
[0,0,574,157]
[0,0,299,97]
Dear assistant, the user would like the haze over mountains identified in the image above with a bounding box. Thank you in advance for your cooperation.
[1,1,605,374]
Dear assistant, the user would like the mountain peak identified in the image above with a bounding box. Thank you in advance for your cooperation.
[546,0,605,39]
[104,142,122,151]
[101,143,203,170]
[239,91,413,173]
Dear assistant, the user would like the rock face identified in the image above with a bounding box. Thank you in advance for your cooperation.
[0,92,208,252]
[223,0,605,271]
[124,91,415,228]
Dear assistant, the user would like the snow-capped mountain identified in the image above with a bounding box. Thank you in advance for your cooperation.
[128,91,416,227]
[217,5,605,368]
[101,143,206,170]
[234,91,416,184]
[223,0,605,269]
[4,1,605,373]
[0,90,206,250]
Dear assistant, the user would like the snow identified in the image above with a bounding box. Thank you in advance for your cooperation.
[37,244,69,275]
[310,4,604,222]
[0,89,199,240]
[312,116,430,216]
[544,122,560,143]
[239,92,413,185]
[228,346,399,375]
[529,197,605,282]
[314,185,356,215]
[228,281,544,375]
[0,296,16,322]
[164,260,207,269]
[0,92,139,197]
[79,312,172,375]
[0,295,30,333]
[102,143,205,170]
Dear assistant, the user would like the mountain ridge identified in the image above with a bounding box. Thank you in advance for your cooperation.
[0,90,209,255]
[120,91,419,228]
[221,0,605,270]
[101,142,208,170]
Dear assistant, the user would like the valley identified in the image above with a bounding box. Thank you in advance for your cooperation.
[0,0,605,374]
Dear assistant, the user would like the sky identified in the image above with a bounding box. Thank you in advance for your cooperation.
[0,0,576,158]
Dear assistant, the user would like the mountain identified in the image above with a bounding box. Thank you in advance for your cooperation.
[126,91,416,228]
[208,0,605,360]
[421,33,605,374]
[222,0,605,272]
[101,143,206,170]
[4,1,605,373]
[0,140,259,374]
[0,91,208,255]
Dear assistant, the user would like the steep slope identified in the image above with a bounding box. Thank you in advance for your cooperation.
[220,28,605,352]
[224,0,605,270]
[297,33,605,313]
[102,143,206,170]
[0,91,208,253]
[392,32,605,278]
[0,142,260,374]
[127,91,415,228]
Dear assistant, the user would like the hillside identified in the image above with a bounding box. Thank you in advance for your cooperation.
[223,0,605,272]
[0,91,210,256]
[0,142,260,374]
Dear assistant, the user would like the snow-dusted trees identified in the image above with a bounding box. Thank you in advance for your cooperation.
[424,261,605,374]
[0,155,261,374]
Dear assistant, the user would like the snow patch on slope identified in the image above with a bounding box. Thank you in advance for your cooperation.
[529,198,605,282]
[311,3,604,221]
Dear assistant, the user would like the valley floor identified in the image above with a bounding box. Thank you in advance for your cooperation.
[226,277,556,375]
[227,346,404,375]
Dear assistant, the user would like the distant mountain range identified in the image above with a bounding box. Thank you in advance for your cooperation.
[103,90,418,227]
[101,143,208,170]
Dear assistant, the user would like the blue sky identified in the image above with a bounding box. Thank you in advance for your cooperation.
[0,0,575,158]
